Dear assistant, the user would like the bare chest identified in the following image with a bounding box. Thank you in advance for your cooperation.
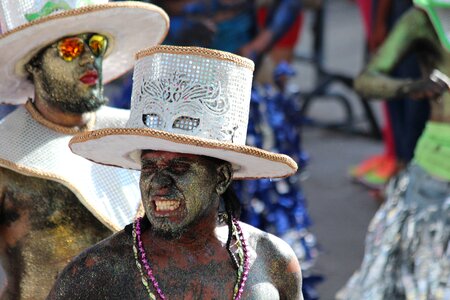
[128,266,279,300]
[134,251,238,299]
[125,249,279,300]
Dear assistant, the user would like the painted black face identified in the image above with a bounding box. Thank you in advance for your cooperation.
[26,33,108,114]
[139,151,224,239]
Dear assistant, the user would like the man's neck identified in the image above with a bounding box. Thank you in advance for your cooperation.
[145,210,223,255]
[33,96,94,128]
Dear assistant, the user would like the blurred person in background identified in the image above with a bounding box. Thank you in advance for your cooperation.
[338,0,450,299]
[351,0,429,192]
[107,0,309,105]
[153,0,303,64]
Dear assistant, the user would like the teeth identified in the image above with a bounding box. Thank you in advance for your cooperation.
[155,200,180,211]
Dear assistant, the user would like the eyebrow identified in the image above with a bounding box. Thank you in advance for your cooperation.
[141,156,194,164]
[171,157,194,163]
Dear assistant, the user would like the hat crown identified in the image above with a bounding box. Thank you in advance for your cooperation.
[128,46,254,145]
[0,0,108,33]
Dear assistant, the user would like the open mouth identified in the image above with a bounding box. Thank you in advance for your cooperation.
[79,70,98,86]
[151,195,183,216]
[155,199,181,212]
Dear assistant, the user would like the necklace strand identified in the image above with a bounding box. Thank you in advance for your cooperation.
[231,220,244,298]
[133,217,250,300]
[135,218,166,299]
[232,218,250,300]
[132,222,157,300]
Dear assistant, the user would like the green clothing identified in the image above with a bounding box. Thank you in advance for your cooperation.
[354,8,450,120]
[414,121,450,180]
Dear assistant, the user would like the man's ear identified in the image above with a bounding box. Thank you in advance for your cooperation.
[25,61,40,78]
[216,162,233,195]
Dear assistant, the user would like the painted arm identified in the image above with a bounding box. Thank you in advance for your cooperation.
[354,8,447,100]
[47,261,87,299]
[47,249,108,299]
[265,0,303,42]
[280,254,304,300]
[240,0,302,59]
[266,234,304,300]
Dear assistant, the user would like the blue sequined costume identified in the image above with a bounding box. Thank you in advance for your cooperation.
[234,64,320,298]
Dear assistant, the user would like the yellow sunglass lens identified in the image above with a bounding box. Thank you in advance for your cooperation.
[58,37,84,62]
[89,35,107,56]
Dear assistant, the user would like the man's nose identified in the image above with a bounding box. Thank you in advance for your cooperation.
[150,171,173,189]
[79,45,95,65]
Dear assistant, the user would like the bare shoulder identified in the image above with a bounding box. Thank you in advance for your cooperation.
[239,222,298,262]
[47,229,136,299]
[239,222,304,300]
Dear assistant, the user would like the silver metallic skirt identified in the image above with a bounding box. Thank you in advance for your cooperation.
[337,164,450,300]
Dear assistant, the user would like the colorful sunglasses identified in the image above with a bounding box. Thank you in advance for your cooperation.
[57,34,108,62]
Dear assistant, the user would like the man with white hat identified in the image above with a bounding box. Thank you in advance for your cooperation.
[48,45,304,299]
[0,1,168,299]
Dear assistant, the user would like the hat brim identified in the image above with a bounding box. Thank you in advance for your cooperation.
[69,128,298,180]
[0,2,169,104]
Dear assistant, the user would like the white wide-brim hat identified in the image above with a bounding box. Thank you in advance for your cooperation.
[0,2,169,104]
[69,46,298,179]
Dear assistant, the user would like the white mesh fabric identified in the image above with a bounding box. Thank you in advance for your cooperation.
[0,105,141,231]
[0,0,108,32]
[128,52,253,145]
[0,0,34,31]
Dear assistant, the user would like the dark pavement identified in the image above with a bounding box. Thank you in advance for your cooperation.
[292,1,383,299]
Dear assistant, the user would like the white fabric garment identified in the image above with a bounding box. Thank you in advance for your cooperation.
[0,104,141,231]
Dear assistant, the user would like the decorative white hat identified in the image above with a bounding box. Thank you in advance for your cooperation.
[0,0,169,104]
[70,46,298,179]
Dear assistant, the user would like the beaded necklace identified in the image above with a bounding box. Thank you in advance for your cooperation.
[132,217,250,300]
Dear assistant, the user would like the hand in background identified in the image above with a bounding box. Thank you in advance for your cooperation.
[239,30,273,61]
[401,78,448,100]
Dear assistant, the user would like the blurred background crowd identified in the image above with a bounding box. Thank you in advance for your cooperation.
[0,0,434,299]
